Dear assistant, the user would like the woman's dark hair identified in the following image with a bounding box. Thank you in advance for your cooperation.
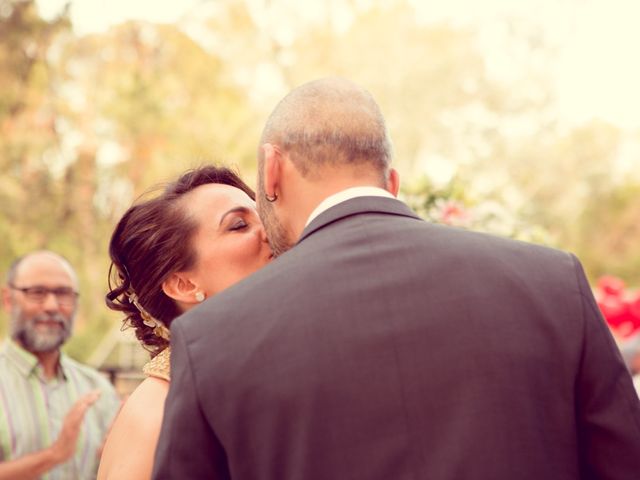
[106,165,255,355]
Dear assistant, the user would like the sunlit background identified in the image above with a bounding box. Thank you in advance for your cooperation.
[1,0,639,376]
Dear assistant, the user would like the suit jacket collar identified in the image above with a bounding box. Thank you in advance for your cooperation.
[297,196,423,244]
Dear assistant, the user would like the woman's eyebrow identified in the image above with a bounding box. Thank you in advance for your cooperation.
[219,206,250,226]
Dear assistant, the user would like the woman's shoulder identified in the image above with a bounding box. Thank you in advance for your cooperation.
[120,376,169,424]
[132,373,169,397]
[97,377,169,480]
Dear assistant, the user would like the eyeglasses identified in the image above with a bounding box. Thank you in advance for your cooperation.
[8,284,79,306]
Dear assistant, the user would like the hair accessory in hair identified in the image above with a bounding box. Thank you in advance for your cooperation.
[128,291,171,341]
[195,291,205,302]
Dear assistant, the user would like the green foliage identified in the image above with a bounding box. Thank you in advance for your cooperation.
[573,182,640,284]
[0,0,71,275]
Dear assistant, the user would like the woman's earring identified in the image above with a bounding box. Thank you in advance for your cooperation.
[195,291,205,302]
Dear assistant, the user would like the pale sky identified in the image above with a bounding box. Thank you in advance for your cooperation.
[36,0,640,130]
[554,0,640,130]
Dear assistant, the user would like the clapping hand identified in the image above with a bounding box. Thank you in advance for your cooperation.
[50,389,102,463]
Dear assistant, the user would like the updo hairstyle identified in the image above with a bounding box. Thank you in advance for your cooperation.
[105,165,255,355]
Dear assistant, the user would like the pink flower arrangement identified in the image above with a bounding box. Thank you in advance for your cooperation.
[434,200,472,227]
[422,198,552,244]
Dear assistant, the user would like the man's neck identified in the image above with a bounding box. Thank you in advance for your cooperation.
[278,159,392,245]
[305,186,394,227]
[20,343,62,380]
[289,180,386,241]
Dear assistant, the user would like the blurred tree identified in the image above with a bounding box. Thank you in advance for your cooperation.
[518,121,621,235]
[52,21,259,358]
[0,0,70,337]
[574,181,640,283]
[1,0,637,356]
[56,21,259,210]
[0,0,70,255]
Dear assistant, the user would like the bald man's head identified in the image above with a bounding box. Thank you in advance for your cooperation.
[4,250,79,353]
[260,77,392,179]
[7,251,78,288]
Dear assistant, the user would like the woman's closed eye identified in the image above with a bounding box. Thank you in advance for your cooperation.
[228,218,248,231]
[219,206,253,232]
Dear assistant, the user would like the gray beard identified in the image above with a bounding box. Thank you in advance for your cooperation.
[11,311,72,353]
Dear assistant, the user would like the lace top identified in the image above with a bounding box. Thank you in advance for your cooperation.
[142,347,171,381]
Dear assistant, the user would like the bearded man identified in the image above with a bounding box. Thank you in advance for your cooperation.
[0,250,120,480]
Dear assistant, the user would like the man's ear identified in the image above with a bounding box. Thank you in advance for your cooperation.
[161,273,200,305]
[386,168,400,197]
[1,286,12,313]
[261,143,281,200]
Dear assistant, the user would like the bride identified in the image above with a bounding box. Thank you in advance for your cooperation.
[97,165,273,479]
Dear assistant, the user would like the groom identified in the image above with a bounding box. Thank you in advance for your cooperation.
[153,78,640,479]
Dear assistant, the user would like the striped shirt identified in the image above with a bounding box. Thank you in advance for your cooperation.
[0,339,120,480]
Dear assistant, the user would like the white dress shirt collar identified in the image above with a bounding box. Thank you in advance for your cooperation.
[305,186,395,227]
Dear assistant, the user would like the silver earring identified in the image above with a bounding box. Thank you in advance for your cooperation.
[195,291,205,302]
[265,192,278,202]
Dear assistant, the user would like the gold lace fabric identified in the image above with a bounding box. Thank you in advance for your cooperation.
[142,347,171,381]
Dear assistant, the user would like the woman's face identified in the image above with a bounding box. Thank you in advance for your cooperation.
[183,183,273,297]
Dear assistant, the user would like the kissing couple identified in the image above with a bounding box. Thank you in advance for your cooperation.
[98,77,640,480]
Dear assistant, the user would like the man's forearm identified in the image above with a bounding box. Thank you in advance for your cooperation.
[0,446,63,480]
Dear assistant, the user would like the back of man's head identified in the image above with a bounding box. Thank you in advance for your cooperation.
[260,77,392,181]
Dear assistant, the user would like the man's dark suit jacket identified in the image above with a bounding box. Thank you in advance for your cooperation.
[152,196,640,479]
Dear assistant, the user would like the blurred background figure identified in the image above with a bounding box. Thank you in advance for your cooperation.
[0,251,120,480]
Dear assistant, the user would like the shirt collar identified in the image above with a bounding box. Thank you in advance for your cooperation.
[305,186,395,227]
[1,338,67,381]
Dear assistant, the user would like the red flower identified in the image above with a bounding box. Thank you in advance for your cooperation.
[595,276,640,338]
